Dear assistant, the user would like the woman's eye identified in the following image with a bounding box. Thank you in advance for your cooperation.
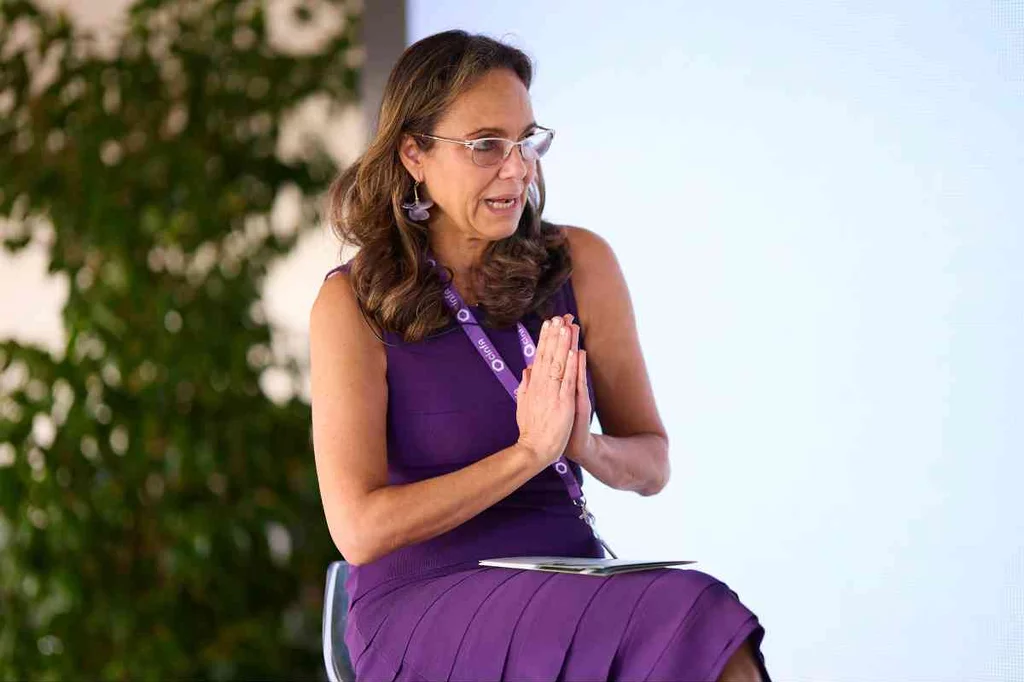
[473,139,500,152]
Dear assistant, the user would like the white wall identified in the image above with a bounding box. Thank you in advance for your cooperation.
[408,2,1024,681]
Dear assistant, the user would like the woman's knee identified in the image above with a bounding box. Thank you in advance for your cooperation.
[715,635,764,682]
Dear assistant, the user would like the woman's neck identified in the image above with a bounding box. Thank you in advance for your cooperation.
[428,227,489,303]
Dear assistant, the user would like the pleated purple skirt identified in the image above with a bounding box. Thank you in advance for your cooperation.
[345,559,768,681]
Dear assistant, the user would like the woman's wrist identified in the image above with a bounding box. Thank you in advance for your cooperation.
[514,437,546,469]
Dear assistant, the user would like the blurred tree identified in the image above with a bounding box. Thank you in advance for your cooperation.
[0,0,359,678]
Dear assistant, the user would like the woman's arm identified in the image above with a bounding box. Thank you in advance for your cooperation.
[309,271,546,567]
[576,432,668,497]
[563,225,671,495]
[348,442,543,565]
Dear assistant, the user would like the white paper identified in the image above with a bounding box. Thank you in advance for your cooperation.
[478,556,696,576]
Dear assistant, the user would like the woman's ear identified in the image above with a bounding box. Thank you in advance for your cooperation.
[398,134,424,180]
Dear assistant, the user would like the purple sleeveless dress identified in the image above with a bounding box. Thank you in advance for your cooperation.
[324,261,770,681]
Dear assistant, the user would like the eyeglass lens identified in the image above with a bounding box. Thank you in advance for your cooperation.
[472,130,553,167]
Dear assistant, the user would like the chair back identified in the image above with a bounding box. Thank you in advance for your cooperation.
[322,561,355,682]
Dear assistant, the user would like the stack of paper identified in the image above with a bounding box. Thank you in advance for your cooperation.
[478,556,696,576]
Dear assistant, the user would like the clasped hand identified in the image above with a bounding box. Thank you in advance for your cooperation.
[515,313,595,468]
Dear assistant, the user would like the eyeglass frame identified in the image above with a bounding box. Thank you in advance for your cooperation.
[411,126,555,168]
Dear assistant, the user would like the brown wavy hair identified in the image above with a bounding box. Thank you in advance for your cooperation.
[324,29,571,344]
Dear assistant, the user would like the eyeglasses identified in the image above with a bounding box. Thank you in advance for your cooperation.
[413,126,555,168]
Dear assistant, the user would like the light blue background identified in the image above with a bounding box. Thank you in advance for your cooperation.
[409,2,1023,681]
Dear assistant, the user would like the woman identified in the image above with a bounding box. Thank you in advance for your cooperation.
[309,29,770,681]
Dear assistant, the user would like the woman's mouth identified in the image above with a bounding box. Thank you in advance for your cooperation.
[484,196,519,214]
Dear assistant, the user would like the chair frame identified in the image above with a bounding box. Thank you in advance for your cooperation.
[322,560,355,682]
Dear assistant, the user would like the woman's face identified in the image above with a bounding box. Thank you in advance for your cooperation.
[400,68,539,241]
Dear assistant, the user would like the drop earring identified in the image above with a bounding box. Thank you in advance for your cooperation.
[401,179,434,222]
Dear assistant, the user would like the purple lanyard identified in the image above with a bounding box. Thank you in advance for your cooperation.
[425,249,617,559]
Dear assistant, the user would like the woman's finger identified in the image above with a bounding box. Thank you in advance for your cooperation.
[538,317,557,368]
[555,319,572,375]
[562,347,577,400]
[581,350,587,386]
[554,319,572,394]
[536,319,549,364]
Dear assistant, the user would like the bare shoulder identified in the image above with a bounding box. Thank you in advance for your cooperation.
[560,224,620,332]
[308,266,388,437]
[310,268,386,354]
[561,223,610,263]
[561,223,617,281]
[308,268,388,421]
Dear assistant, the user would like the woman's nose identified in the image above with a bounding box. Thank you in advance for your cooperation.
[499,144,530,179]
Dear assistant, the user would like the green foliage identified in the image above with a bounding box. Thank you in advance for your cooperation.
[0,1,358,678]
